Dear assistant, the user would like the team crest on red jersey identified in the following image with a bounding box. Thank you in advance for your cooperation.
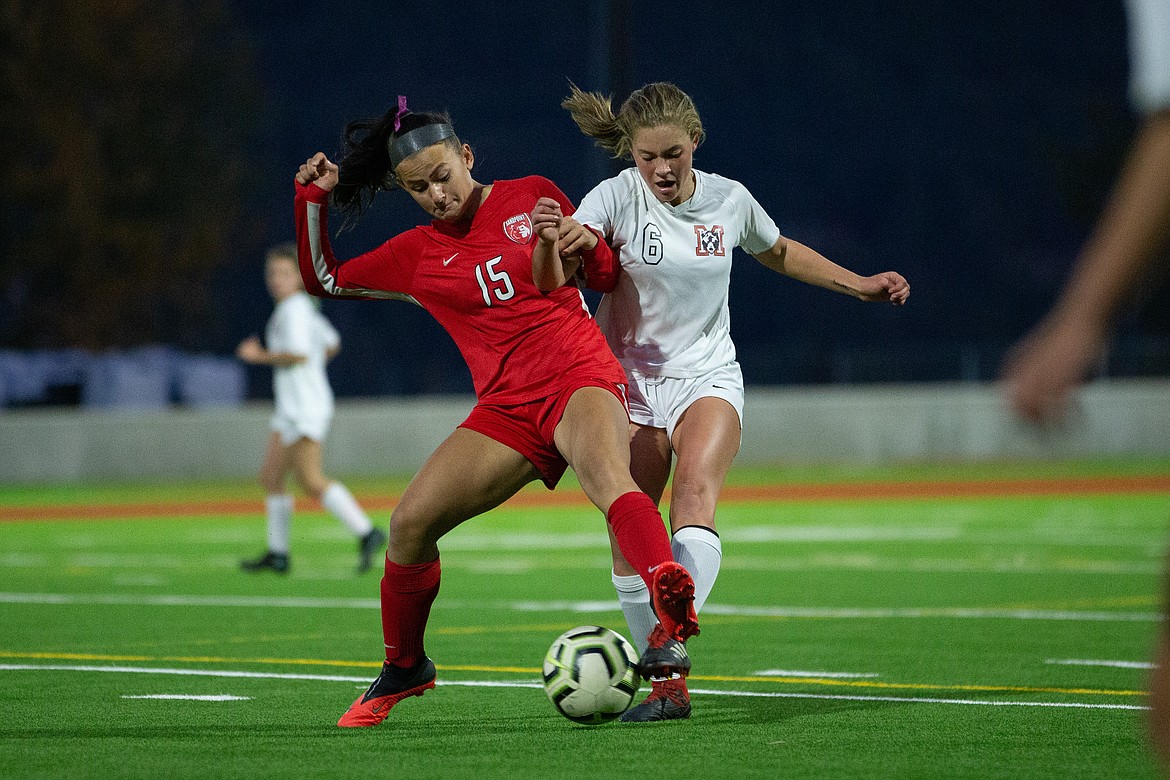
[503,213,533,244]
[694,225,725,257]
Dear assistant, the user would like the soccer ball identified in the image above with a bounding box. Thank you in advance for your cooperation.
[542,625,640,724]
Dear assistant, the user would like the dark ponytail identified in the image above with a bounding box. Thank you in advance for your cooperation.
[331,104,457,230]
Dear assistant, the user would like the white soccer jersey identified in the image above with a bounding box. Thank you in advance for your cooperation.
[266,291,339,424]
[1126,0,1170,115]
[575,167,781,377]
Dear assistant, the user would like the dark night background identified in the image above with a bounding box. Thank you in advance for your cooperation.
[3,0,1167,402]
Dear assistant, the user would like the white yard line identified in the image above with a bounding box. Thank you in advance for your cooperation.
[121,694,252,701]
[0,663,1145,711]
[0,591,1160,622]
[697,604,1160,622]
[512,599,1161,622]
[0,592,382,609]
[1046,658,1156,670]
[683,687,1146,710]
[754,669,880,678]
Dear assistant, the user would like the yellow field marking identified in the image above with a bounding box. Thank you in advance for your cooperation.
[996,595,1159,611]
[432,623,573,636]
[123,623,624,646]
[0,650,1144,697]
[124,633,343,649]
[427,664,544,674]
[685,615,781,626]
[689,672,1145,696]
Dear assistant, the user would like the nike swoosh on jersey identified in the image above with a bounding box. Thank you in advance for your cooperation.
[443,253,459,266]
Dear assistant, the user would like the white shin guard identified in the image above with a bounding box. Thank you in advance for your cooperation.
[671,525,722,613]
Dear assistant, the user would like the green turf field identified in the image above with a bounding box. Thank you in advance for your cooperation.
[2,460,1168,779]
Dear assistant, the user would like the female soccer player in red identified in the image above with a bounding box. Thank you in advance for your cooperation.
[294,98,699,727]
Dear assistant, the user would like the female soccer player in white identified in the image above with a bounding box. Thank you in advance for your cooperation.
[549,82,910,721]
[237,243,385,574]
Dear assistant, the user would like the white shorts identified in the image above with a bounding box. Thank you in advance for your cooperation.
[625,363,745,440]
[270,411,331,446]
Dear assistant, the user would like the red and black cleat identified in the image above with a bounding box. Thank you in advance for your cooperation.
[337,657,436,728]
[650,561,700,641]
[639,624,692,681]
[620,676,692,722]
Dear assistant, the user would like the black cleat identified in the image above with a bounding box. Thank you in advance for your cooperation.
[338,657,437,727]
[638,623,691,680]
[620,676,691,722]
[358,528,387,574]
[240,551,289,574]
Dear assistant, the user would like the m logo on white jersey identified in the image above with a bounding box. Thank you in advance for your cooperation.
[503,214,533,244]
[693,225,725,257]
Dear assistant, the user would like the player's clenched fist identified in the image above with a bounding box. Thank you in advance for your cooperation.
[557,215,599,256]
[530,197,563,244]
[296,152,340,192]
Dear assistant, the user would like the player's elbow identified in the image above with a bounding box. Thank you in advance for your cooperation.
[533,274,564,294]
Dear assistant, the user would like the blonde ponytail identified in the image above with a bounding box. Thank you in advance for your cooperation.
[562,83,629,158]
[562,81,705,160]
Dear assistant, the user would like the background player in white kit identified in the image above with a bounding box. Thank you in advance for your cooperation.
[237,243,386,575]
[554,82,910,721]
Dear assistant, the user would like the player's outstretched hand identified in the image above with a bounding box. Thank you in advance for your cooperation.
[296,152,339,192]
[1001,313,1104,424]
[557,216,599,256]
[531,197,563,244]
[857,272,910,305]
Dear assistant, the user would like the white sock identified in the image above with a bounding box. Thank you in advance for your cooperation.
[265,494,293,555]
[612,571,657,656]
[672,525,722,613]
[322,482,373,537]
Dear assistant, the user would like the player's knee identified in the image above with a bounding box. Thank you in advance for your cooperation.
[292,468,328,499]
[667,475,718,522]
[388,506,429,551]
[299,479,326,500]
[576,458,637,503]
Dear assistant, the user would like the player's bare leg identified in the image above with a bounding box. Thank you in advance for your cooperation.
[556,387,697,642]
[339,429,540,727]
[241,432,292,573]
[668,396,739,609]
[287,437,383,572]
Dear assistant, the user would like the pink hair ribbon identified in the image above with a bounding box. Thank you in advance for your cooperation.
[393,95,409,132]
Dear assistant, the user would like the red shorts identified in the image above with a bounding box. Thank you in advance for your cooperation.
[459,378,629,489]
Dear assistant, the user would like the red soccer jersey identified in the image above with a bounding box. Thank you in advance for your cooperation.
[295,175,626,405]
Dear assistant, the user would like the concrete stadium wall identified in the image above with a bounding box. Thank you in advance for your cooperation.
[1,379,1167,484]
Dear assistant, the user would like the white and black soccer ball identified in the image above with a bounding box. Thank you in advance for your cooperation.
[542,625,640,724]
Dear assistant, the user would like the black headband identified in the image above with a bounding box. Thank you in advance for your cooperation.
[388,123,457,167]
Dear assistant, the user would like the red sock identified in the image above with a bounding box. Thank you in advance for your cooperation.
[606,491,673,590]
[380,557,441,668]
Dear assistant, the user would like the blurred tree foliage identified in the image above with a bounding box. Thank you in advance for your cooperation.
[0,0,262,349]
